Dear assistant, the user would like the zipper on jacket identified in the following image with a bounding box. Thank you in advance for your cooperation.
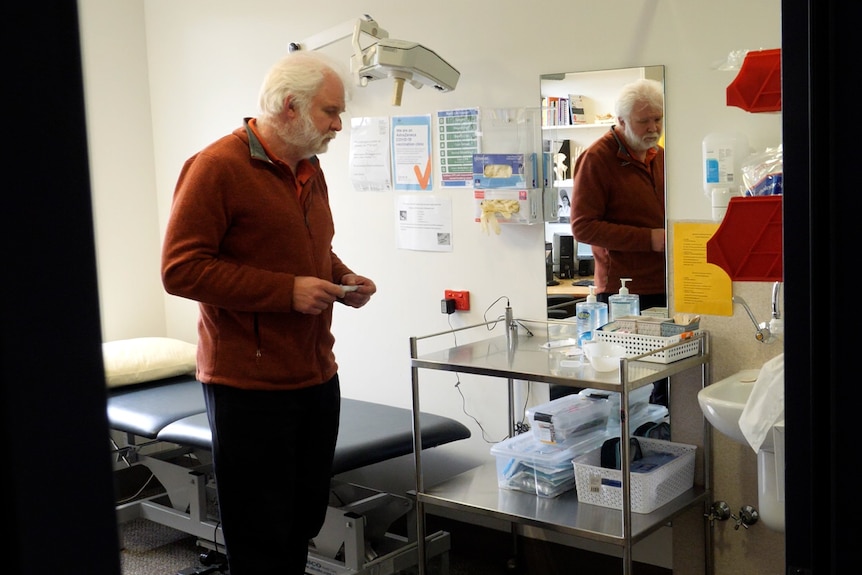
[253,313,262,362]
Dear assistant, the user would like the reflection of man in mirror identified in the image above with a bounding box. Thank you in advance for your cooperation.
[558,189,571,223]
[570,78,667,403]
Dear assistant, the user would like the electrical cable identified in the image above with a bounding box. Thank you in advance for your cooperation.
[515,320,534,337]
[115,471,158,505]
[212,521,221,555]
[444,296,536,443]
[483,296,510,330]
[197,520,227,570]
[446,311,506,443]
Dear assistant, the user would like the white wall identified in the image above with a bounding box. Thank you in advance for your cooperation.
[78,0,165,337]
[81,0,781,453]
[80,1,784,571]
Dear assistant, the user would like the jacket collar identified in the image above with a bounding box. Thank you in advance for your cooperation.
[610,125,657,166]
[243,117,320,169]
[244,117,270,163]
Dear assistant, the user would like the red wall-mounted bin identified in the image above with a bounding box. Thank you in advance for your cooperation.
[726,48,782,113]
[706,196,782,281]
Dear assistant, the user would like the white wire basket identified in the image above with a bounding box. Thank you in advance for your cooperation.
[573,437,696,513]
[594,329,702,364]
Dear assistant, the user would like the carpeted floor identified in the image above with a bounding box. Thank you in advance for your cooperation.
[118,514,672,575]
[115,466,671,575]
[117,514,514,575]
[116,515,507,575]
[119,518,201,575]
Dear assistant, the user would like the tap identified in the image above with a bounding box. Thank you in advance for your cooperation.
[732,295,776,344]
[771,281,782,320]
[769,281,784,335]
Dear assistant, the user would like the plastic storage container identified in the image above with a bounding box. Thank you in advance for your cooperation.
[492,431,608,498]
[526,393,611,445]
[626,404,669,436]
[660,317,700,337]
[725,48,782,113]
[579,386,664,434]
[595,326,703,364]
[609,315,699,337]
[573,437,696,513]
[705,196,783,282]
[578,385,653,414]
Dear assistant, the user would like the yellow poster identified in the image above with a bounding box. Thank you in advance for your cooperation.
[672,222,733,316]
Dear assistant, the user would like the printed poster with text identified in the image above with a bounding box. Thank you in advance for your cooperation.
[348,116,392,191]
[395,195,453,252]
[672,221,733,315]
[436,108,479,187]
[392,115,432,192]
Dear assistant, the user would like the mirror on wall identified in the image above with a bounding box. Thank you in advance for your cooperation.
[541,65,666,320]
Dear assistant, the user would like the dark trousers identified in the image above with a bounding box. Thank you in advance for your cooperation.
[203,375,341,575]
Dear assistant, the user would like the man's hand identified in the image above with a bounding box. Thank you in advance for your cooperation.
[339,273,377,309]
[651,228,665,252]
[292,277,343,314]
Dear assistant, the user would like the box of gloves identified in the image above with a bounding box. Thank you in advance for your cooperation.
[472,153,531,188]
[474,189,543,230]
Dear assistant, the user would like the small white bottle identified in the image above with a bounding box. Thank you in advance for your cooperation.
[608,278,640,322]
[576,285,609,346]
[702,132,749,197]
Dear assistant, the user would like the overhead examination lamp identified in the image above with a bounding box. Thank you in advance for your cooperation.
[288,14,460,106]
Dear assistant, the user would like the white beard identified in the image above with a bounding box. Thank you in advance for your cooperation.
[277,112,334,158]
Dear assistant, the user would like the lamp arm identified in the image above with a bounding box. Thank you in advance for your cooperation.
[289,14,387,54]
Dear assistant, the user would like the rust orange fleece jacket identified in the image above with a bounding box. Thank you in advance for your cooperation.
[570,126,666,297]
[161,119,353,391]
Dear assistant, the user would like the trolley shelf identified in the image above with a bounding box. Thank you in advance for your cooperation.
[418,461,708,545]
[409,317,712,575]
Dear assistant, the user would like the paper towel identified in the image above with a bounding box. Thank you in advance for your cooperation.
[739,353,784,453]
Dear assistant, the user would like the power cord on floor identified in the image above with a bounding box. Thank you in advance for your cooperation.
[176,522,228,575]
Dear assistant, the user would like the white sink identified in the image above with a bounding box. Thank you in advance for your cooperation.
[697,369,771,448]
[697,367,785,532]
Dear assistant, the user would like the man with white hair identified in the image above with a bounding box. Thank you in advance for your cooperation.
[570,78,667,404]
[162,50,377,574]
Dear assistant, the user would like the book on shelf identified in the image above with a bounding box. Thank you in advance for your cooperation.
[543,96,559,126]
[544,96,581,127]
[569,94,589,124]
[558,97,571,126]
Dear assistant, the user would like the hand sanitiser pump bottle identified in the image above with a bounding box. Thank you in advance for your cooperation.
[608,278,640,322]
[576,285,608,346]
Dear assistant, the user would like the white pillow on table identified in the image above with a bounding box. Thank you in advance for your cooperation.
[103,337,197,388]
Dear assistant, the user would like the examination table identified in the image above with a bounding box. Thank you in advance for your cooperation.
[108,374,470,575]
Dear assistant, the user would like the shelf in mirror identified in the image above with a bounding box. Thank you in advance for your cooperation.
[542,123,613,131]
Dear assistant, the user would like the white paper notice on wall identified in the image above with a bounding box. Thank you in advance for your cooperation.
[349,117,392,192]
[395,194,453,252]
